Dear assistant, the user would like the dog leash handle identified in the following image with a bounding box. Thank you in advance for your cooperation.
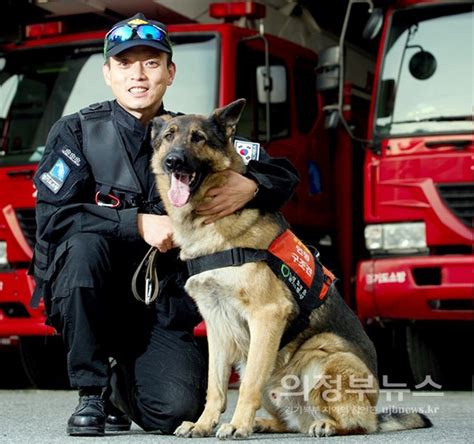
[132,247,160,305]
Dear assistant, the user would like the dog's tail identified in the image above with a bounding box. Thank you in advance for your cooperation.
[376,410,432,433]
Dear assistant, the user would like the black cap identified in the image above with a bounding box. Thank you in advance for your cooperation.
[104,12,172,58]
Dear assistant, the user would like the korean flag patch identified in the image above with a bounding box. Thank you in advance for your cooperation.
[39,158,70,194]
[234,140,260,165]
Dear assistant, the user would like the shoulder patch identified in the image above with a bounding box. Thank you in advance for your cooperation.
[39,158,70,194]
[234,140,260,165]
[61,147,82,167]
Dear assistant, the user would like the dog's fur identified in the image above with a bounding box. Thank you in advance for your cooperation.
[150,99,432,439]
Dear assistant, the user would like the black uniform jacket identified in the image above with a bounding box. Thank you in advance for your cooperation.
[32,100,300,329]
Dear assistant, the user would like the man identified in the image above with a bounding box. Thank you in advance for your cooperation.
[31,12,299,436]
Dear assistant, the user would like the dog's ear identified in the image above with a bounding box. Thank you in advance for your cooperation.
[151,117,166,140]
[210,98,246,139]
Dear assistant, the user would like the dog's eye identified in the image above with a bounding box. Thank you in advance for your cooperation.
[164,131,174,142]
[191,132,205,144]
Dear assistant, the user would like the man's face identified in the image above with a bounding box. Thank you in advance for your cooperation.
[103,46,176,122]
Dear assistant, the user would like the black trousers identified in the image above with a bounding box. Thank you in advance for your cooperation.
[47,233,207,433]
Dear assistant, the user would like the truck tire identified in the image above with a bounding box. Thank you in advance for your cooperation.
[406,325,444,388]
[19,336,71,389]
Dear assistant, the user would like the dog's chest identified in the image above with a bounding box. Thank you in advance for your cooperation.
[175,224,226,260]
[185,267,247,313]
[185,267,252,350]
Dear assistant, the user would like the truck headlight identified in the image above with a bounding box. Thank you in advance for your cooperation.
[365,222,427,254]
[0,241,8,267]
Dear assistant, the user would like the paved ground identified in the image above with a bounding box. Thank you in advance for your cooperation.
[0,389,472,443]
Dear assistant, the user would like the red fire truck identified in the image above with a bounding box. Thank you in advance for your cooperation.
[316,0,472,387]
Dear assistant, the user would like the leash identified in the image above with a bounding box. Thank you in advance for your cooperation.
[131,246,160,305]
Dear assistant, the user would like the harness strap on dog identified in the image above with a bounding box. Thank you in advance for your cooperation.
[186,248,268,276]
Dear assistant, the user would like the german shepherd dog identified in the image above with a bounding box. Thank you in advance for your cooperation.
[150,99,432,439]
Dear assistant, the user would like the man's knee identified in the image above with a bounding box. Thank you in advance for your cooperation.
[136,388,203,433]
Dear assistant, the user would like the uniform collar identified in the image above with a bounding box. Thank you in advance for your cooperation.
[112,100,164,137]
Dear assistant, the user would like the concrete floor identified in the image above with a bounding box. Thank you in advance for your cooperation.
[1,389,473,443]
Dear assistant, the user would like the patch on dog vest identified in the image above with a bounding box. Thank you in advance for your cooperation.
[268,230,314,292]
[234,140,260,165]
[267,230,334,307]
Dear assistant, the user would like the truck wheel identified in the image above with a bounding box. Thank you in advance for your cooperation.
[406,325,444,388]
[19,336,70,389]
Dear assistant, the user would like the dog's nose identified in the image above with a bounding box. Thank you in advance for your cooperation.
[164,152,185,171]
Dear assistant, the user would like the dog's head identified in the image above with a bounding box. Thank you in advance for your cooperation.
[151,99,246,208]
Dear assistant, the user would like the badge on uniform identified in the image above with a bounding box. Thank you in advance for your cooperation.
[39,158,70,194]
[61,147,82,167]
[234,140,260,165]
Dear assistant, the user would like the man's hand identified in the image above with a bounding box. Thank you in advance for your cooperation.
[195,170,258,224]
[137,214,175,252]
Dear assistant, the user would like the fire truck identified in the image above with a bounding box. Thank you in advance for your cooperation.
[0,0,472,389]
[316,0,473,388]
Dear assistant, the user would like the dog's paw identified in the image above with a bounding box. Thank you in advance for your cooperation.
[216,422,252,440]
[308,419,337,437]
[174,421,196,437]
[174,421,213,438]
[253,417,270,433]
[254,417,286,433]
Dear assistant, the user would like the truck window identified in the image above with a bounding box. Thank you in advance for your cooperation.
[0,34,219,166]
[0,75,19,119]
[0,48,95,166]
[375,4,473,137]
[165,34,219,115]
[62,53,114,117]
[235,42,290,142]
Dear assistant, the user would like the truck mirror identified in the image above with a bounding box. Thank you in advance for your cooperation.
[315,46,341,92]
[256,65,287,104]
[409,51,437,80]
[0,58,5,71]
[362,8,383,40]
[377,79,395,118]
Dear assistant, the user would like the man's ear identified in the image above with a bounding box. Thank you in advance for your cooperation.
[102,62,111,86]
[167,62,176,86]
[210,98,246,139]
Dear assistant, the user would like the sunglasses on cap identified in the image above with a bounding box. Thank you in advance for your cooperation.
[104,23,170,56]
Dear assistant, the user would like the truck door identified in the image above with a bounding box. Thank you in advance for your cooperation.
[234,39,333,239]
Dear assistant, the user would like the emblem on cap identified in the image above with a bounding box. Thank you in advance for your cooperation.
[128,18,148,25]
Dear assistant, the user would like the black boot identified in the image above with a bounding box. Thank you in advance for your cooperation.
[67,390,106,436]
[105,401,132,432]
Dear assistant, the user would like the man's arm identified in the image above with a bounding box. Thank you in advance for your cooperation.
[245,149,300,211]
[137,213,174,252]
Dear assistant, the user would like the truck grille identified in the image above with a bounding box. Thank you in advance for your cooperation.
[15,208,37,248]
[437,183,474,228]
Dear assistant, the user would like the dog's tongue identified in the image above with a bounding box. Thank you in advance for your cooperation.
[168,173,191,207]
